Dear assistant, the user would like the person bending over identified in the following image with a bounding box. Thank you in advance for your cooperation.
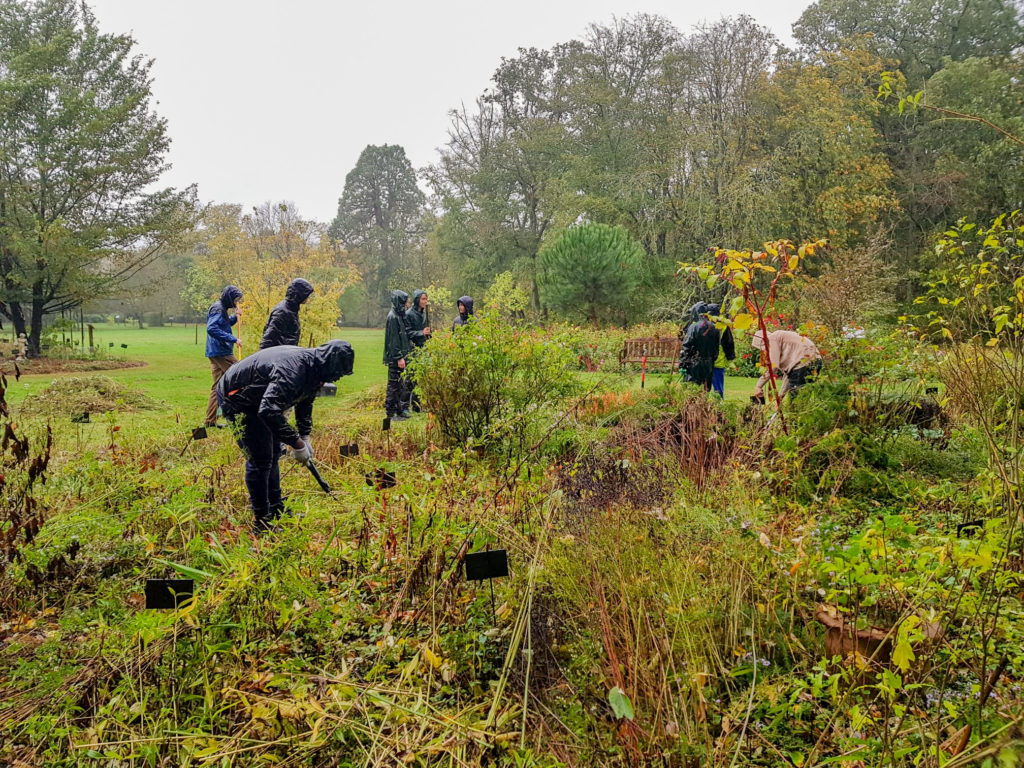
[218,340,354,534]
[751,329,822,400]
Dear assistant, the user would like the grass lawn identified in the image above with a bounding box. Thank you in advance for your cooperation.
[9,324,759,413]
[7,323,385,416]
[583,368,759,402]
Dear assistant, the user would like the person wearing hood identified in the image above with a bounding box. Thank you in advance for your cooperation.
[751,328,822,400]
[383,290,414,421]
[217,340,354,534]
[405,290,431,348]
[260,278,315,349]
[680,302,721,392]
[205,285,244,427]
[403,290,431,412]
[451,296,474,330]
[706,304,736,398]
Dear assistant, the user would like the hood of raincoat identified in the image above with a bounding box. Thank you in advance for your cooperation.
[221,285,243,310]
[457,296,474,316]
[313,339,355,381]
[391,290,409,315]
[285,278,315,306]
[689,302,709,323]
[411,289,427,311]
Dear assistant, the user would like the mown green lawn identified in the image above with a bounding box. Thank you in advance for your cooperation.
[7,323,384,416]
[6,323,758,427]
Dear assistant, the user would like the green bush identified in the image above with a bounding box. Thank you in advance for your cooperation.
[410,311,580,449]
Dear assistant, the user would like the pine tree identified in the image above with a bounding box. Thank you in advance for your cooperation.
[538,223,642,324]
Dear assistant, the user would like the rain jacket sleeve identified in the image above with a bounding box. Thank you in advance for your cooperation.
[294,398,314,438]
[206,304,237,347]
[258,375,305,448]
[721,327,736,361]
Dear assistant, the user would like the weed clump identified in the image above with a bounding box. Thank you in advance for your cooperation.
[20,376,156,418]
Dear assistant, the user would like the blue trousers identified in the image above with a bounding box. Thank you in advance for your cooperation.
[712,367,725,398]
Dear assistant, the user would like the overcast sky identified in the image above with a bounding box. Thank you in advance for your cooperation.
[88,0,810,223]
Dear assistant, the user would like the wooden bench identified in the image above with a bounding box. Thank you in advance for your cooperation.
[618,337,681,372]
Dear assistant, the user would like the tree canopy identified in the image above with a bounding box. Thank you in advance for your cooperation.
[0,0,195,353]
[329,145,425,325]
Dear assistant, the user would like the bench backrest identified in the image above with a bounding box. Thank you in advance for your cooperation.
[621,337,680,359]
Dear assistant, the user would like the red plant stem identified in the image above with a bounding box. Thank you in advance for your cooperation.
[741,247,790,434]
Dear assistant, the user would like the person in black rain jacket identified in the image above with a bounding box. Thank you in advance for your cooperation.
[383,290,413,420]
[217,340,354,533]
[705,303,736,398]
[451,296,474,330]
[403,289,430,412]
[405,290,431,348]
[260,278,315,349]
[680,302,721,392]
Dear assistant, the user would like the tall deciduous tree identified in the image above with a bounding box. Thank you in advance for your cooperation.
[538,223,642,324]
[763,47,898,246]
[187,202,358,348]
[0,0,196,354]
[792,0,1024,84]
[330,144,424,325]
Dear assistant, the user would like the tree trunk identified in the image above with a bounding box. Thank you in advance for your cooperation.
[8,302,28,341]
[29,298,44,357]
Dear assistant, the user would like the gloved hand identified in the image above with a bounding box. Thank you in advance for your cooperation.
[291,440,312,465]
[299,435,313,459]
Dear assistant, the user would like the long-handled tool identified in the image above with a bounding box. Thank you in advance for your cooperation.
[305,459,333,496]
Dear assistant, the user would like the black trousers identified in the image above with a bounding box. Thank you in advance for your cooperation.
[385,363,409,415]
[786,359,823,397]
[230,412,284,528]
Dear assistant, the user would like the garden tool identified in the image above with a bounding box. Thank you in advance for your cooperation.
[305,458,333,496]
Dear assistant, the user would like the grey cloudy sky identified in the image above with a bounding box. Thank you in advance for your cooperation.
[88,0,810,223]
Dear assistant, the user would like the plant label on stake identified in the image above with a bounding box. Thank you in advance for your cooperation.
[145,578,194,610]
[339,443,359,458]
[192,426,208,440]
[465,549,509,623]
[957,520,985,538]
[365,468,397,490]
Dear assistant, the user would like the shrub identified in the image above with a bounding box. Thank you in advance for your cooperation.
[410,311,579,449]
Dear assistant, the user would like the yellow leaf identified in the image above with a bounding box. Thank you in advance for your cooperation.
[422,646,444,670]
[892,637,915,672]
[733,313,754,331]
[788,255,799,271]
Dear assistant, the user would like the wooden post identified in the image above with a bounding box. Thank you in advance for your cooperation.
[88,324,94,354]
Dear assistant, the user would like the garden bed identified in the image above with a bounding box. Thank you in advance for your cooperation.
[0,358,146,376]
